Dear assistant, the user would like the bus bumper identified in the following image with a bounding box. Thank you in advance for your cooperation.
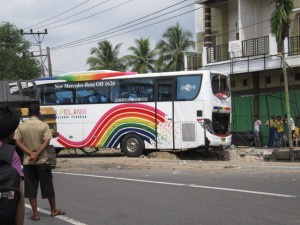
[206,133,232,147]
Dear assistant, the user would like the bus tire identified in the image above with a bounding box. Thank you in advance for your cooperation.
[46,145,57,169]
[121,133,145,157]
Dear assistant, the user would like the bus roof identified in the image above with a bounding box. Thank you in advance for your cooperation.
[35,70,228,83]
[35,70,137,82]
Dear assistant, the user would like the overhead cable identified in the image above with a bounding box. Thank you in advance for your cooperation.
[30,0,114,30]
[24,0,91,29]
[47,0,133,30]
[51,0,192,50]
[51,6,199,50]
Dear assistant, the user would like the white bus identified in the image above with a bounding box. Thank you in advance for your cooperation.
[35,70,231,157]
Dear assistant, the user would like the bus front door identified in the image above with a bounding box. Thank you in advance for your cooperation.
[155,79,175,150]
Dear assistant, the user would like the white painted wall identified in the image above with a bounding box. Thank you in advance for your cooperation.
[228,0,239,41]
[239,0,274,40]
[195,3,204,34]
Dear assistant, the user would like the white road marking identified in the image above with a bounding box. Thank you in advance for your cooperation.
[53,171,296,198]
[25,204,88,225]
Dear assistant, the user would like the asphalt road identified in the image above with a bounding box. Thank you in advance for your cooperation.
[24,157,300,225]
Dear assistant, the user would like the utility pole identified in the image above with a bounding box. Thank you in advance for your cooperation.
[20,29,48,77]
[46,47,52,77]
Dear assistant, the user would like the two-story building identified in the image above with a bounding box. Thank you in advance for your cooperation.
[188,0,300,146]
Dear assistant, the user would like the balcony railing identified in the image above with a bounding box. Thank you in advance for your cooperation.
[187,54,202,70]
[288,36,300,56]
[242,36,269,57]
[207,44,229,63]
[194,35,300,66]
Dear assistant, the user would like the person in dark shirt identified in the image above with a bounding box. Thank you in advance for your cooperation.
[0,105,24,225]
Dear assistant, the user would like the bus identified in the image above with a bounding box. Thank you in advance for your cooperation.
[35,70,231,157]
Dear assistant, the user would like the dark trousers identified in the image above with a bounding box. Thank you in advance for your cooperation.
[267,127,276,148]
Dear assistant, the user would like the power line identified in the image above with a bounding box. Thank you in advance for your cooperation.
[52,6,198,50]
[50,0,192,50]
[32,0,115,30]
[24,0,91,30]
[29,0,193,53]
[51,11,273,53]
[47,0,133,30]
[51,0,243,50]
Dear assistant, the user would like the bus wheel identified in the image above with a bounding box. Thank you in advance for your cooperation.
[121,134,145,157]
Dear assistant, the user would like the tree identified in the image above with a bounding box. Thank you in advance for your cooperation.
[0,22,40,80]
[86,40,125,71]
[123,38,157,73]
[270,0,294,160]
[156,23,195,71]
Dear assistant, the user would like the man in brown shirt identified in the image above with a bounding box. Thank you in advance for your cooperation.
[14,103,65,221]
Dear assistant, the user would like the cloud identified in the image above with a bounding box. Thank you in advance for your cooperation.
[1,0,195,75]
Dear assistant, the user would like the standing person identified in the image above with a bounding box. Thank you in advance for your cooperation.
[253,115,261,147]
[275,115,284,148]
[0,106,25,225]
[284,114,296,144]
[265,115,277,148]
[14,103,65,221]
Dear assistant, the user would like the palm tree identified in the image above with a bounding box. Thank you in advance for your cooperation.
[86,40,125,71]
[270,0,294,160]
[156,22,195,71]
[123,37,157,73]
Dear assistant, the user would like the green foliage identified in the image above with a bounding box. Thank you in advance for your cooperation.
[270,0,293,44]
[86,40,126,71]
[86,23,195,73]
[156,22,195,72]
[0,22,40,80]
[123,37,157,73]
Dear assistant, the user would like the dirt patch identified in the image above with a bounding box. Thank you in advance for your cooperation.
[58,146,273,162]
[55,146,300,173]
[145,146,271,162]
[147,151,178,159]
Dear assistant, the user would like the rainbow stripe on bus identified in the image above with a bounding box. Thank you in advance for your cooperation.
[37,71,137,82]
[57,103,168,148]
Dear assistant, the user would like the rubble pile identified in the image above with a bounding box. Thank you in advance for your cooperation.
[145,146,272,162]
[226,145,273,161]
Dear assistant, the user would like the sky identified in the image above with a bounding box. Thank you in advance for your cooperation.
[0,0,196,76]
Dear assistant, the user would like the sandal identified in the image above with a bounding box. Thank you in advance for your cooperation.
[31,215,40,221]
[51,209,66,217]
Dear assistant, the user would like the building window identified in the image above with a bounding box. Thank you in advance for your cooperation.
[295,73,300,81]
[265,76,271,84]
[242,79,248,86]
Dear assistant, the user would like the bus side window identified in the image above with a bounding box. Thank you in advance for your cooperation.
[55,91,73,105]
[160,93,171,101]
[45,93,57,104]
[158,83,172,101]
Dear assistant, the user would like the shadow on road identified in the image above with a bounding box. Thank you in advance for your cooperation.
[57,148,230,161]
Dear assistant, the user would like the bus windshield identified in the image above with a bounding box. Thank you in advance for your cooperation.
[211,73,230,99]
